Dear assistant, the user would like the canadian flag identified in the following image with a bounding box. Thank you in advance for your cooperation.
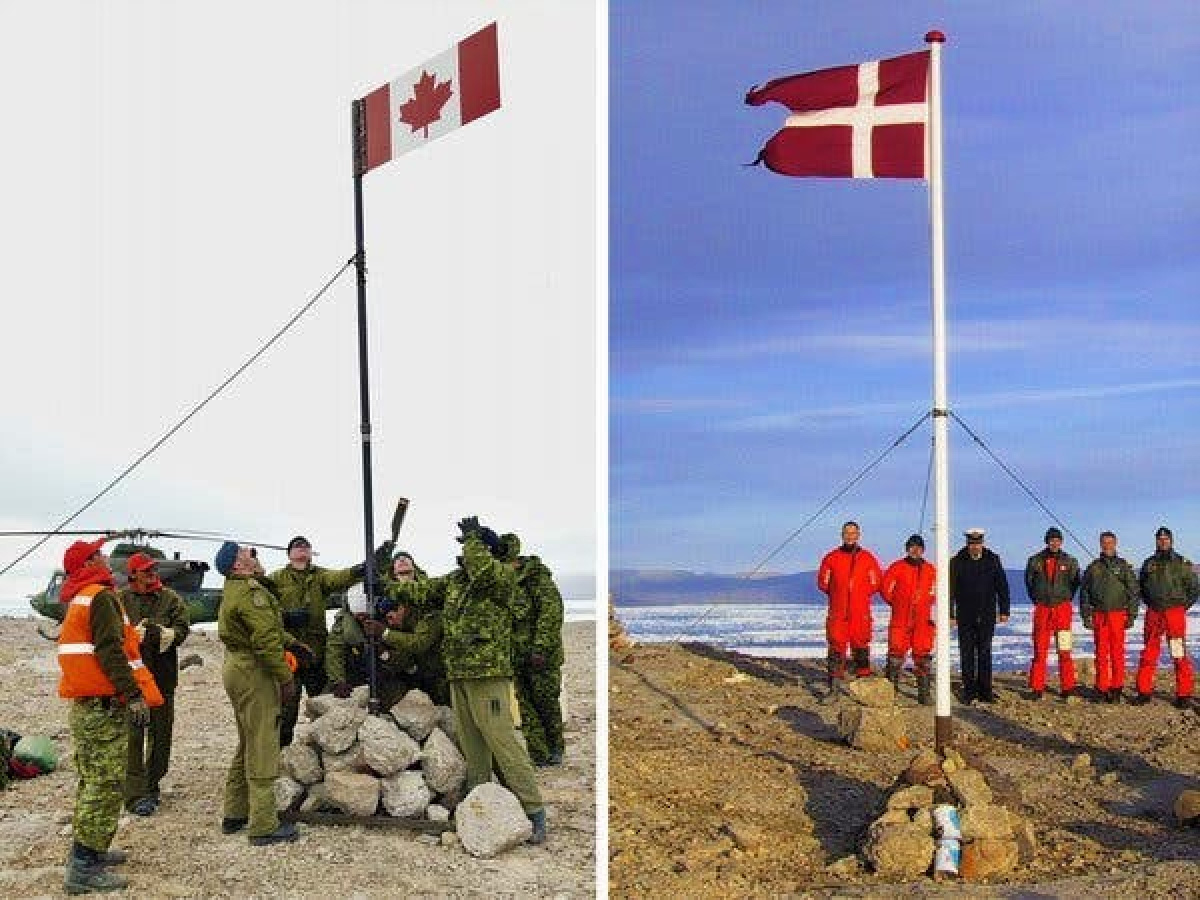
[358,22,500,173]
[746,50,929,178]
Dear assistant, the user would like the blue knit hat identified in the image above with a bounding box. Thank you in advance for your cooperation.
[215,541,239,577]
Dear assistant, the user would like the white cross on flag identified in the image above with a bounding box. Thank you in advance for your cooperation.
[746,49,929,178]
[358,22,500,174]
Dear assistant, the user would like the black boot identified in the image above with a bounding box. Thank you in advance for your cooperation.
[826,651,846,688]
[64,841,128,895]
[916,674,932,706]
[884,655,903,689]
[851,647,871,677]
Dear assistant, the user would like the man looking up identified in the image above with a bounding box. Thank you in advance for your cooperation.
[216,541,299,846]
[269,535,364,746]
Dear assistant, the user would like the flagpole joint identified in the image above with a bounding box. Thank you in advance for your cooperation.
[932,407,949,418]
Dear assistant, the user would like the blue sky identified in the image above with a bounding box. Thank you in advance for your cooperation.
[611,2,1200,574]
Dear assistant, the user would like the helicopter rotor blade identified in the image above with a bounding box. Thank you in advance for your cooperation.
[0,530,119,537]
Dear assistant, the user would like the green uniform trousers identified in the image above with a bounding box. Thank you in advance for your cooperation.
[450,677,543,814]
[125,690,175,807]
[222,654,283,838]
[69,698,129,852]
[279,655,325,748]
[516,667,564,765]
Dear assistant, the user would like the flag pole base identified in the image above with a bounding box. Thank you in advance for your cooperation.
[934,715,953,754]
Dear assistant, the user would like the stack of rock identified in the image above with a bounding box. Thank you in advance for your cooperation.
[861,747,1038,881]
[836,677,909,752]
[274,687,466,824]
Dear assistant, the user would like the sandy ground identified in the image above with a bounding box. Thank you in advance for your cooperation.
[610,640,1199,899]
[0,617,595,899]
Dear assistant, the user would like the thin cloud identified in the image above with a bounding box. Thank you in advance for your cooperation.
[718,379,1200,432]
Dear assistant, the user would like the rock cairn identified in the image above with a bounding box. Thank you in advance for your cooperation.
[836,677,910,752]
[861,747,1038,881]
[274,686,466,824]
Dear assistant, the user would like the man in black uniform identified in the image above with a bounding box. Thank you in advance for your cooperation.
[949,528,1011,704]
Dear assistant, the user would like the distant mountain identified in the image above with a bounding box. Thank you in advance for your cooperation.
[612,567,1027,607]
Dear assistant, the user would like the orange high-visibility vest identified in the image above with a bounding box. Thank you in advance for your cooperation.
[57,584,164,707]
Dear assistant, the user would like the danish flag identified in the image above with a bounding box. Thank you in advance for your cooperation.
[746,50,930,179]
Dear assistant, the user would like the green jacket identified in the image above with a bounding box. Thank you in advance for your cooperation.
[1139,551,1200,612]
[514,556,564,668]
[439,535,520,680]
[119,586,190,694]
[218,576,293,684]
[1079,555,1139,623]
[266,563,362,654]
[1024,549,1081,606]
[91,588,141,700]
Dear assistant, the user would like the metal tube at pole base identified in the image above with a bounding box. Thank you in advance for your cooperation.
[935,715,953,754]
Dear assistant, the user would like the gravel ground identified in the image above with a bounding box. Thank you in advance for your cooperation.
[0,616,596,899]
[610,640,1199,899]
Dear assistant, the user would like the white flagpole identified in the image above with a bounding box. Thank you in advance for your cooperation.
[925,30,953,752]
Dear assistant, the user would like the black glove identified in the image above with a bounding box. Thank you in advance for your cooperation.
[456,516,481,543]
[350,561,367,579]
[374,540,395,572]
[1082,614,1094,630]
[141,622,162,654]
[331,681,352,699]
[528,652,547,672]
[282,608,310,630]
[478,526,503,557]
[361,619,386,639]
[127,697,151,727]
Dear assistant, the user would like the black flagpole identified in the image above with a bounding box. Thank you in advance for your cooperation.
[351,98,381,716]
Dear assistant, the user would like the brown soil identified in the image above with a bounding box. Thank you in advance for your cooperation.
[610,641,1199,898]
[0,617,595,898]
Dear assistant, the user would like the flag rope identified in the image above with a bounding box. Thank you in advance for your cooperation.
[951,412,1091,559]
[0,257,356,577]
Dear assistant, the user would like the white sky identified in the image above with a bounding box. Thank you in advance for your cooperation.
[0,1,599,602]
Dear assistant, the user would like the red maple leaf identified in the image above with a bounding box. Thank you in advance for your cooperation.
[398,70,454,139]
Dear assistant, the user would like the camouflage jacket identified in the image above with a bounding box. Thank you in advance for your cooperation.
[266,563,362,653]
[514,556,565,667]
[118,586,190,694]
[439,535,520,680]
[218,575,293,684]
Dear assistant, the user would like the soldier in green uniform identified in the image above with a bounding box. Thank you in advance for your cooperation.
[325,551,447,707]
[502,533,566,766]
[58,537,151,895]
[269,535,365,745]
[215,541,300,845]
[119,552,190,815]
[441,521,546,843]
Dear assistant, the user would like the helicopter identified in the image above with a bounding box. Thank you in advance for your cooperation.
[3,528,316,626]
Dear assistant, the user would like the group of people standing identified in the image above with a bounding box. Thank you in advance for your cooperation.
[817,521,1197,710]
[52,517,565,894]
